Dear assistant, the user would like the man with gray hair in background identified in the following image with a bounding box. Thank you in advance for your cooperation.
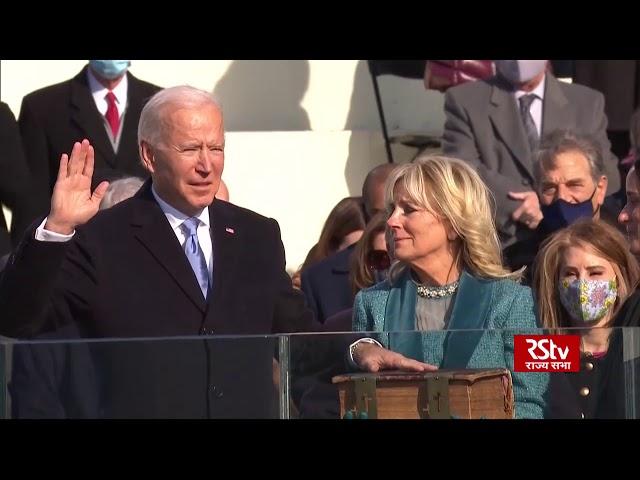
[98,176,145,210]
[505,129,614,280]
[534,129,611,232]
[443,60,620,276]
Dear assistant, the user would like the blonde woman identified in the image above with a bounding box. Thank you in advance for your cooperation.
[351,156,547,419]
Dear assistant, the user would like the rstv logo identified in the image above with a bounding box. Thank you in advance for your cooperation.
[514,335,580,372]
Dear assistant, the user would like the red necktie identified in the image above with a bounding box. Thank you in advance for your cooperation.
[105,91,120,137]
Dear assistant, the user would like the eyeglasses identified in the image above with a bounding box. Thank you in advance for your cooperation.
[366,249,391,271]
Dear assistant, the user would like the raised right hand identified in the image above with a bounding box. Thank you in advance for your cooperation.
[354,343,438,373]
[44,139,110,235]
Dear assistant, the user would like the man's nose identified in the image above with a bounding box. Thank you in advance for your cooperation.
[196,148,213,172]
[619,205,630,225]
[556,184,573,202]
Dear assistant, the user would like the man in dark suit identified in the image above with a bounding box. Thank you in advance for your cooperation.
[443,60,621,265]
[18,60,161,214]
[0,86,316,418]
[9,322,102,419]
[300,163,394,324]
[0,101,39,260]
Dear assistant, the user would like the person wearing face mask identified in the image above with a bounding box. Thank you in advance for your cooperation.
[301,163,395,324]
[294,213,391,418]
[513,130,625,282]
[18,60,161,215]
[534,219,640,418]
[442,60,621,276]
[535,130,610,234]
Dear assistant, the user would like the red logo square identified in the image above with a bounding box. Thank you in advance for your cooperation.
[514,335,580,372]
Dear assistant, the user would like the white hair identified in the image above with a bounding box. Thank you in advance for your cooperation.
[100,177,145,210]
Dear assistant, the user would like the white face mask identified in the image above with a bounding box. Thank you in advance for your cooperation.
[495,60,547,85]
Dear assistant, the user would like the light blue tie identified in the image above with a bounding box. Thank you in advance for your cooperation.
[181,217,209,300]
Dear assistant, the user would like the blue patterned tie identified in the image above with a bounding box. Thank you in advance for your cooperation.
[181,217,209,299]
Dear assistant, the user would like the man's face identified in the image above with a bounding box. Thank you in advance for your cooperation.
[618,168,640,255]
[365,181,386,219]
[538,150,607,214]
[142,103,224,216]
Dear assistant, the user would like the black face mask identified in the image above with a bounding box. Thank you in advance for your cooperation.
[540,189,596,233]
[373,269,389,284]
[367,249,391,284]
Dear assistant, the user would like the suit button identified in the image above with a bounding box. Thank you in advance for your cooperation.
[585,362,594,371]
[210,385,224,399]
[579,387,590,397]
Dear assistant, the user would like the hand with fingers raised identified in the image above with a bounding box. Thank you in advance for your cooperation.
[44,139,110,235]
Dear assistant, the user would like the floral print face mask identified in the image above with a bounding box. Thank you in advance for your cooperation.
[558,278,617,323]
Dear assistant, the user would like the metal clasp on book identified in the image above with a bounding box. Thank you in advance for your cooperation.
[344,376,377,419]
[419,375,450,419]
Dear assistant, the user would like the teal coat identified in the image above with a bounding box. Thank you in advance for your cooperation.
[353,269,548,419]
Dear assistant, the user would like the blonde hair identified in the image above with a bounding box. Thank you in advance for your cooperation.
[533,219,640,333]
[386,155,518,282]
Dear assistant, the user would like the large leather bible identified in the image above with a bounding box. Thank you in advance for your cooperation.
[332,368,514,419]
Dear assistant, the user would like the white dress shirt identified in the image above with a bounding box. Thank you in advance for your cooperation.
[87,68,128,119]
[87,68,128,148]
[151,186,214,285]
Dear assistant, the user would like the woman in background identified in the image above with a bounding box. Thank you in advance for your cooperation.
[534,219,639,418]
[292,196,366,289]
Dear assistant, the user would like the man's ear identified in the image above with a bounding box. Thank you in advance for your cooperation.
[140,141,155,173]
[595,175,608,206]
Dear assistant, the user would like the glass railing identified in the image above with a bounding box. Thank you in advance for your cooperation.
[0,327,637,419]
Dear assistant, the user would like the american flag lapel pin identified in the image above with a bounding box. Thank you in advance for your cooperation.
[225,227,235,234]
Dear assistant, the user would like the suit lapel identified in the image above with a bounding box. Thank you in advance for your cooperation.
[541,74,570,137]
[488,80,534,179]
[131,181,207,313]
[205,200,242,328]
[69,67,115,166]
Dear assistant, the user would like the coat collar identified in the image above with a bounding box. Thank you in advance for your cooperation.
[382,268,497,366]
[130,180,208,312]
